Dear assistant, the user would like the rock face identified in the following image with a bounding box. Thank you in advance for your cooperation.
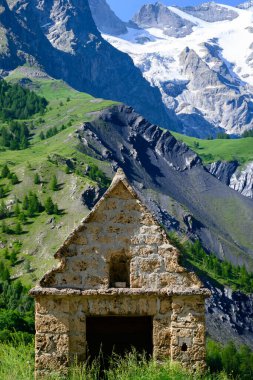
[176,46,253,136]
[204,278,253,349]
[77,105,253,270]
[208,161,253,199]
[88,0,127,35]
[31,170,209,377]
[133,2,195,38]
[2,0,178,131]
[238,0,253,9]
[208,161,239,186]
[105,2,253,137]
[180,2,238,22]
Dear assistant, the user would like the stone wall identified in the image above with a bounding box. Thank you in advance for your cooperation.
[34,293,206,378]
[41,181,201,291]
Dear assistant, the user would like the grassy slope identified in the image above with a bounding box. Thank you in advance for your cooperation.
[0,67,117,285]
[172,132,253,165]
[1,67,253,287]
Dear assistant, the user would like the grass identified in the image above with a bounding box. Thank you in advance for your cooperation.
[172,132,253,165]
[0,67,117,286]
[0,342,228,380]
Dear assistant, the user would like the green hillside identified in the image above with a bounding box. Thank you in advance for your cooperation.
[0,67,117,286]
[172,132,253,165]
[1,67,253,288]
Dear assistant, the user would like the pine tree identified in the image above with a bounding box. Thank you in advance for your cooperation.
[45,197,55,215]
[22,195,29,210]
[34,173,41,185]
[27,193,39,217]
[18,212,27,224]
[0,186,5,198]
[14,222,22,235]
[1,164,10,178]
[39,131,45,140]
[0,200,8,219]
[50,175,58,191]
[20,136,29,149]
[1,221,8,233]
[53,204,59,215]
[10,173,19,185]
[14,202,20,217]
[9,249,18,265]
[0,261,10,282]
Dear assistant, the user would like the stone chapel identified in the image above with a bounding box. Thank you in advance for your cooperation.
[31,169,210,378]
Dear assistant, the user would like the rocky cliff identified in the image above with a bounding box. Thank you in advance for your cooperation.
[204,278,253,349]
[88,0,127,35]
[132,2,195,38]
[77,105,253,270]
[209,161,253,199]
[2,0,178,131]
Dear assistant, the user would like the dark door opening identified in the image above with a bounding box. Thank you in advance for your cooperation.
[86,316,153,365]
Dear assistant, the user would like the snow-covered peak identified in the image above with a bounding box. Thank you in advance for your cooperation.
[237,1,253,9]
[179,2,239,22]
[132,2,195,38]
[103,2,253,137]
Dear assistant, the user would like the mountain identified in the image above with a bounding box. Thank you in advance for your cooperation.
[103,1,253,137]
[1,73,253,349]
[238,0,253,9]
[79,104,253,269]
[1,0,178,131]
[180,2,239,22]
[88,0,127,35]
[132,2,195,38]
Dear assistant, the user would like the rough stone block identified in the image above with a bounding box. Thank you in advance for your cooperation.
[36,314,69,334]
[159,298,171,314]
[36,333,69,355]
[35,353,68,373]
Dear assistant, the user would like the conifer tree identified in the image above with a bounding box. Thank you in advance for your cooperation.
[39,131,45,140]
[14,222,22,235]
[50,175,58,191]
[14,202,20,217]
[45,197,55,215]
[0,200,8,219]
[10,173,19,185]
[22,195,29,210]
[18,212,27,224]
[0,186,5,199]
[1,221,8,233]
[34,173,41,185]
[1,164,10,178]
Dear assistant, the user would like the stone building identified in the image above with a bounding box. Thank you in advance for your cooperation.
[31,169,210,378]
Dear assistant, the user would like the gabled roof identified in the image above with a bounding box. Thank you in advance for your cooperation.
[54,168,156,259]
[30,168,210,298]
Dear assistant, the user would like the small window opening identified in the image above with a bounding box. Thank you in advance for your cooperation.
[109,254,130,288]
[181,343,188,352]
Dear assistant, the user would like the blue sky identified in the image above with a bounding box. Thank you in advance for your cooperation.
[107,1,241,21]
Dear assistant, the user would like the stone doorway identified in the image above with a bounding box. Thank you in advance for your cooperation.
[86,316,153,364]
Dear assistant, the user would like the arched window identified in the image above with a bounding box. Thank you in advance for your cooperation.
[109,254,130,288]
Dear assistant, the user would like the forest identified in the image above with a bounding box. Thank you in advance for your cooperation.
[0,80,48,150]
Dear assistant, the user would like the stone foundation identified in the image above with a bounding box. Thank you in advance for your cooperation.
[33,291,208,378]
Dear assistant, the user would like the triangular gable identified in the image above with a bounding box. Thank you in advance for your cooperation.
[39,169,203,291]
